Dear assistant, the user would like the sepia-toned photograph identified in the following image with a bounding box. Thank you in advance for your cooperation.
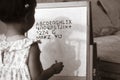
[0,0,120,80]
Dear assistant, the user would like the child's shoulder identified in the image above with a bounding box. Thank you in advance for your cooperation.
[0,34,41,53]
[0,34,6,42]
[12,38,38,50]
[8,37,40,49]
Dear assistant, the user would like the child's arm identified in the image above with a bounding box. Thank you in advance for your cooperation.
[28,42,43,80]
[28,43,64,80]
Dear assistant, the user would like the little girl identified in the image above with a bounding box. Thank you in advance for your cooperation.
[0,0,64,80]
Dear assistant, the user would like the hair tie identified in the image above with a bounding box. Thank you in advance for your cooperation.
[24,0,29,8]
[25,3,29,8]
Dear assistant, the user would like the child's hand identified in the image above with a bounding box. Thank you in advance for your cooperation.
[51,60,64,74]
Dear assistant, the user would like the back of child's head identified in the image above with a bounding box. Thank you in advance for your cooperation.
[0,0,37,32]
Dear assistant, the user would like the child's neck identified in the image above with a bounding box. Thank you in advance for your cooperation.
[5,28,23,37]
[4,23,25,41]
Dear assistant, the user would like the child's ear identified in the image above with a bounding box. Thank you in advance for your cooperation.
[24,10,35,24]
[23,10,35,32]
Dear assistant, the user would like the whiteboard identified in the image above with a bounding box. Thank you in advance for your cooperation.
[28,1,90,80]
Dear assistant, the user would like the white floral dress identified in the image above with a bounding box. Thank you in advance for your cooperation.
[0,34,34,80]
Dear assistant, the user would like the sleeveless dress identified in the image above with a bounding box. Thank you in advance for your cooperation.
[0,34,34,80]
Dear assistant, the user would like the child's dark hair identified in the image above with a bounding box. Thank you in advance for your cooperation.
[0,0,36,23]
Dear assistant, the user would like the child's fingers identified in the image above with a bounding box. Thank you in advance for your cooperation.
[58,62,63,65]
[55,60,63,65]
[57,62,64,68]
[54,60,64,68]
[55,60,58,63]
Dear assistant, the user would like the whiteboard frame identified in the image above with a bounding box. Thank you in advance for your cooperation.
[34,1,91,80]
